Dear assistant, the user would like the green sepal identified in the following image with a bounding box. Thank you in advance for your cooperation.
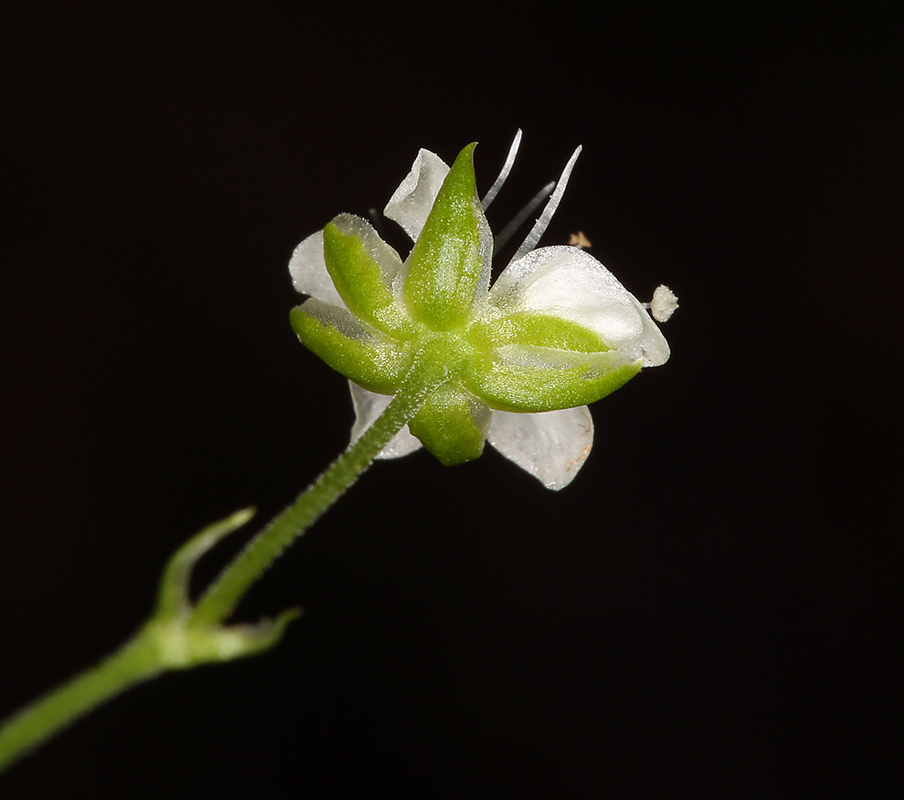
[408,383,491,465]
[468,312,609,353]
[403,143,492,331]
[322,214,410,336]
[464,347,642,412]
[290,301,411,394]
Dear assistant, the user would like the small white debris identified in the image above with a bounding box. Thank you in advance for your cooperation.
[650,284,679,322]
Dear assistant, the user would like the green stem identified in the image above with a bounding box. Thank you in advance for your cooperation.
[191,363,443,624]
[0,635,160,774]
[0,361,445,774]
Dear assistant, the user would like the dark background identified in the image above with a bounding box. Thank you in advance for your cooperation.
[2,3,899,797]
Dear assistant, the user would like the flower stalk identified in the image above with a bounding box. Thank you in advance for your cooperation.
[0,355,446,774]
[1,132,675,775]
[190,350,450,624]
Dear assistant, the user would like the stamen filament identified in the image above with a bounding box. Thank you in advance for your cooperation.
[510,146,582,264]
[481,129,522,210]
[494,181,555,252]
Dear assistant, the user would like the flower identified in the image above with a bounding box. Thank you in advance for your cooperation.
[289,135,670,490]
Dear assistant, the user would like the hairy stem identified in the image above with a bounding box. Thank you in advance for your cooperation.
[0,359,446,775]
[191,365,443,625]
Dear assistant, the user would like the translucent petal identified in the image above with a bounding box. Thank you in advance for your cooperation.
[487,406,594,490]
[626,294,671,367]
[383,149,450,242]
[288,230,345,307]
[489,246,670,366]
[348,382,423,459]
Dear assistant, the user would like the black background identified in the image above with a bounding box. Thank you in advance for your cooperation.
[2,3,899,797]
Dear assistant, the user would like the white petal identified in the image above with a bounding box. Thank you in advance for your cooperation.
[383,149,450,242]
[489,245,670,367]
[487,406,594,491]
[627,293,671,366]
[349,382,423,460]
[288,230,345,307]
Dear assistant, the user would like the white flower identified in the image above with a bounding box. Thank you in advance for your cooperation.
[290,134,670,490]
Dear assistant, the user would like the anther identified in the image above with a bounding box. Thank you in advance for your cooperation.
[643,285,679,322]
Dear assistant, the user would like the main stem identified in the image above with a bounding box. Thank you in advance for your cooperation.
[0,360,446,774]
[0,637,160,775]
